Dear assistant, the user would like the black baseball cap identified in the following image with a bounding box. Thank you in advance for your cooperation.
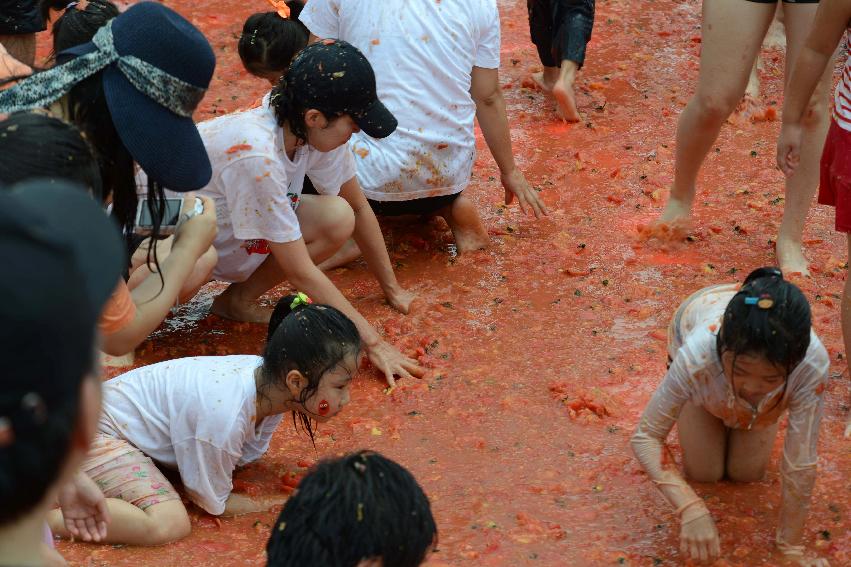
[0,180,125,403]
[287,39,397,139]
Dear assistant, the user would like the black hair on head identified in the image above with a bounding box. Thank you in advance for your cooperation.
[238,3,308,80]
[269,72,345,144]
[717,266,811,392]
[262,295,361,444]
[0,112,103,200]
[266,450,437,567]
[44,0,120,58]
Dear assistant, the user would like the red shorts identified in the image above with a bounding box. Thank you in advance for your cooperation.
[819,118,851,233]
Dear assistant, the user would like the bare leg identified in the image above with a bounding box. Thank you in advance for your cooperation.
[438,194,489,253]
[128,237,218,302]
[843,237,851,438]
[725,421,779,482]
[775,4,835,275]
[677,402,727,482]
[657,0,775,225]
[552,60,581,122]
[211,195,355,322]
[318,238,362,271]
[49,499,191,546]
[532,66,560,92]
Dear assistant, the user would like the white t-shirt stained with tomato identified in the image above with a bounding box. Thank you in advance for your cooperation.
[300,0,501,202]
[197,94,357,282]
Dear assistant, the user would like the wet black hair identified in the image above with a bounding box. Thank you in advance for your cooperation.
[238,2,308,80]
[0,112,103,199]
[42,0,120,59]
[717,267,811,405]
[270,78,345,144]
[262,294,361,443]
[266,450,437,567]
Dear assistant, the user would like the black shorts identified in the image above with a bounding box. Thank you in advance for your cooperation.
[0,0,44,35]
[368,192,461,217]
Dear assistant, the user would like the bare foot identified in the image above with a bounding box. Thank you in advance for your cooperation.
[385,286,417,314]
[318,239,362,270]
[531,71,554,93]
[745,58,760,100]
[552,80,581,123]
[775,239,810,276]
[657,193,693,225]
[210,292,273,323]
[440,195,489,253]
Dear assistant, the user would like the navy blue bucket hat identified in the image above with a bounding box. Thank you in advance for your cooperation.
[0,2,216,191]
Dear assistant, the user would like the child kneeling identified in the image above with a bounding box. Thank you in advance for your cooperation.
[48,294,360,546]
[631,268,830,566]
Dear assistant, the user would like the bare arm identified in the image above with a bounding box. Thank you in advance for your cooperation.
[102,197,217,355]
[470,66,547,218]
[338,177,415,314]
[269,239,423,386]
[778,0,851,175]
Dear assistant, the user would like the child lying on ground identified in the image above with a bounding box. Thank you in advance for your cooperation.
[266,450,436,567]
[48,294,361,546]
[238,0,307,86]
[631,268,831,567]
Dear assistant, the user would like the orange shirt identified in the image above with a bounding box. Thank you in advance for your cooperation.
[99,280,136,335]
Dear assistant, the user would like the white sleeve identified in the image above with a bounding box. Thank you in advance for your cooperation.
[298,0,341,39]
[306,145,357,195]
[219,157,302,243]
[475,0,501,69]
[173,439,240,516]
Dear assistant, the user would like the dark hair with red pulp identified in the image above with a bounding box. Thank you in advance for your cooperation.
[238,2,308,81]
[717,267,812,409]
[261,294,360,444]
[266,450,437,567]
[42,0,120,59]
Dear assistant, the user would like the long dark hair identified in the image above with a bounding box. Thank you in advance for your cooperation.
[266,451,437,567]
[0,112,102,199]
[262,295,361,443]
[238,2,308,80]
[717,267,811,408]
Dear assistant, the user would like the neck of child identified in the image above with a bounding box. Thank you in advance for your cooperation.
[254,367,301,421]
[282,122,302,161]
[0,495,54,566]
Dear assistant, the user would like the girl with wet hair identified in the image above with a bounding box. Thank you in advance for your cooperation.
[49,293,361,546]
[266,450,437,567]
[238,0,308,85]
[631,267,831,567]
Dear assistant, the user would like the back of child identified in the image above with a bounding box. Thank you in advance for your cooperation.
[56,293,361,546]
[266,451,437,567]
[239,1,308,85]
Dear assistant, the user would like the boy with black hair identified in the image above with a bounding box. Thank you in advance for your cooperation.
[267,451,437,567]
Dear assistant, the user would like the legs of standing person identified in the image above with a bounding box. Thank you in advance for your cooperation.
[775,3,835,275]
[657,0,775,225]
[529,0,594,122]
[211,194,355,322]
[677,402,778,482]
[127,236,218,303]
[550,0,594,122]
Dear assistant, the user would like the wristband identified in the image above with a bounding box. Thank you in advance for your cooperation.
[676,498,707,518]
[776,534,805,557]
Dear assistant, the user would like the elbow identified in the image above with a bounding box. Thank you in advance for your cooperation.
[473,89,502,108]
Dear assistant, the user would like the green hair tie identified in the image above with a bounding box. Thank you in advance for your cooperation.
[290,292,312,310]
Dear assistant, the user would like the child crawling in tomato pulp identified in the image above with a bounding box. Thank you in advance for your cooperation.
[631,267,831,566]
[48,294,361,546]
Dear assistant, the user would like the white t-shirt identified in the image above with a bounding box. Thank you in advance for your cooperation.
[300,0,501,202]
[197,94,357,282]
[98,355,284,515]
